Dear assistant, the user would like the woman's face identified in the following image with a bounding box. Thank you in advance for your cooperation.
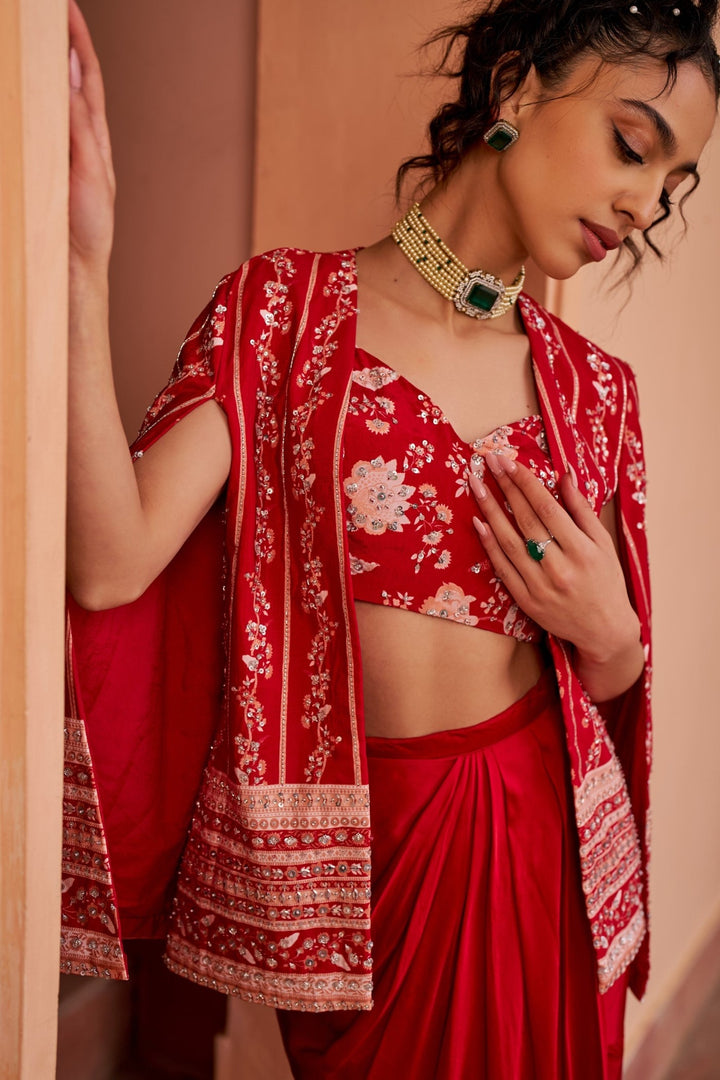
[494,54,717,280]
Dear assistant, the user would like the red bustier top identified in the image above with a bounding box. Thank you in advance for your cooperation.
[343,347,557,643]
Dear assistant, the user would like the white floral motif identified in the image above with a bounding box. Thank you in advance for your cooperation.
[381,591,414,609]
[446,442,473,497]
[585,348,619,491]
[409,484,455,574]
[416,392,446,428]
[291,258,359,781]
[403,440,435,474]
[623,428,647,520]
[348,388,397,436]
[137,295,228,446]
[234,262,294,783]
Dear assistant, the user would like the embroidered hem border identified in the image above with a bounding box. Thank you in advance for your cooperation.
[574,752,645,992]
[61,717,128,980]
[597,908,646,993]
[164,942,373,1011]
[164,770,373,1009]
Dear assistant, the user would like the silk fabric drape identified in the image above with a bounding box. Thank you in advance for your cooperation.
[279,671,627,1078]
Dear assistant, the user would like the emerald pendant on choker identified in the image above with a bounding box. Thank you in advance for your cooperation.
[392,203,525,321]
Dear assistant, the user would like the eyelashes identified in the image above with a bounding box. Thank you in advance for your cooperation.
[612,126,673,209]
[613,125,645,165]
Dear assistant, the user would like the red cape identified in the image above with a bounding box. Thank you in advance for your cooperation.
[61,250,652,1007]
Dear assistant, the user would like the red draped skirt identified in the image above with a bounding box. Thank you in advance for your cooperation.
[278,670,627,1079]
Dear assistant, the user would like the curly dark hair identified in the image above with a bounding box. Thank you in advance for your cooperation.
[397,0,720,274]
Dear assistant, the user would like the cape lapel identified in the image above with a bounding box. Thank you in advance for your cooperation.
[519,294,647,993]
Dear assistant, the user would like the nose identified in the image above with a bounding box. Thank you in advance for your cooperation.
[615,176,668,234]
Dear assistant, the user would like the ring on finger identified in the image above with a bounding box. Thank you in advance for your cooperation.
[526,535,554,562]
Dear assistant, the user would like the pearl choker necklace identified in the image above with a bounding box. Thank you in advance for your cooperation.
[392,203,525,321]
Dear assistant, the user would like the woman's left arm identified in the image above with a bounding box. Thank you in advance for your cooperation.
[470,457,645,703]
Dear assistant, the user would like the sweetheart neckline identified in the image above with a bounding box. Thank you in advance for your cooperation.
[354,346,544,449]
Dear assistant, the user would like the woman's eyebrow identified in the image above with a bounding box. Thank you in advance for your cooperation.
[618,97,698,172]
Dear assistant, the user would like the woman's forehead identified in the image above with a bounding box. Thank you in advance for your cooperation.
[551,55,716,152]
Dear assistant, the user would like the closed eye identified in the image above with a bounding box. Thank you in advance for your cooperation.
[613,126,673,208]
[613,125,644,165]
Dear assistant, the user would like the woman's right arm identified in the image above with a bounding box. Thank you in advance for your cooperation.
[67,1,231,611]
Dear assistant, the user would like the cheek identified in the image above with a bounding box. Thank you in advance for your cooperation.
[500,141,572,225]
[515,122,611,207]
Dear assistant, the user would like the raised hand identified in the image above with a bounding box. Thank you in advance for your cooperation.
[68,0,115,269]
[470,454,644,701]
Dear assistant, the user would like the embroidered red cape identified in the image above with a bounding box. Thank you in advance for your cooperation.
[61,249,652,1009]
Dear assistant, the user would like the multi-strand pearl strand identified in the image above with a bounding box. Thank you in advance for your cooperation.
[392,202,525,321]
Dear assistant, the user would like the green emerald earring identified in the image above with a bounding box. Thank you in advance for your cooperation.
[483,120,520,152]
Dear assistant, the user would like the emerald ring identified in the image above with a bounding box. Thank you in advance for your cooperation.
[526,536,554,562]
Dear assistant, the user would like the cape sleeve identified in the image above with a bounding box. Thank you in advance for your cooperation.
[599,364,653,997]
[599,369,652,770]
[61,270,239,979]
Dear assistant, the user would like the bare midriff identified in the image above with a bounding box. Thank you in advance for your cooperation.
[355,600,545,739]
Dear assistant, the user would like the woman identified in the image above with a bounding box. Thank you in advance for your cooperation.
[64,0,718,1076]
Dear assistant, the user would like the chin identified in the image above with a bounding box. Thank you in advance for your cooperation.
[535,258,587,282]
[531,253,588,282]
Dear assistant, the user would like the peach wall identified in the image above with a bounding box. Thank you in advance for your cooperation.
[0,0,67,1076]
[0,5,29,1073]
[79,0,258,438]
[253,0,547,301]
[253,0,454,253]
[556,127,720,1064]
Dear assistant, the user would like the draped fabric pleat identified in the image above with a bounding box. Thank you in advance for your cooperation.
[279,670,627,1079]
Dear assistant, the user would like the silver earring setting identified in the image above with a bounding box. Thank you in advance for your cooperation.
[483,120,520,152]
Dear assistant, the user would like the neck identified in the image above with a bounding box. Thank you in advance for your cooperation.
[418,150,527,283]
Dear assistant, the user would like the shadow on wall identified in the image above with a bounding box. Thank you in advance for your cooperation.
[56,943,226,1080]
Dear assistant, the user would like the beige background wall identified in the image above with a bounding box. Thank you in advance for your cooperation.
[80,0,258,439]
[67,1,720,1075]
[253,0,547,299]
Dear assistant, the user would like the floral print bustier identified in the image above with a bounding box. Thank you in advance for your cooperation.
[343,347,557,642]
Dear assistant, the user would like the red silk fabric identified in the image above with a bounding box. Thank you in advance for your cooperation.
[279,670,627,1078]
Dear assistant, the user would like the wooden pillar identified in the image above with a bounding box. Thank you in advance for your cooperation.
[0,0,68,1076]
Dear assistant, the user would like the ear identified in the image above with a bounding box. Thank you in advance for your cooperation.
[497,62,544,123]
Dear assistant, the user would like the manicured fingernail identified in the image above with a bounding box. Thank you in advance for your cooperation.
[485,454,502,476]
[473,516,488,538]
[470,474,488,499]
[504,456,517,474]
[70,47,82,90]
[568,463,578,488]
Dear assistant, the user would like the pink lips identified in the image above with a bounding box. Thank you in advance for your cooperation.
[579,220,622,263]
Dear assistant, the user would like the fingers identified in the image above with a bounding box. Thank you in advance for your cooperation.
[69,81,106,182]
[469,456,635,653]
[68,6,116,264]
[69,46,82,91]
[482,453,570,553]
[469,472,553,624]
[472,513,532,605]
[557,470,610,545]
[69,1,100,78]
[470,468,542,560]
[483,455,606,552]
[68,1,114,186]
